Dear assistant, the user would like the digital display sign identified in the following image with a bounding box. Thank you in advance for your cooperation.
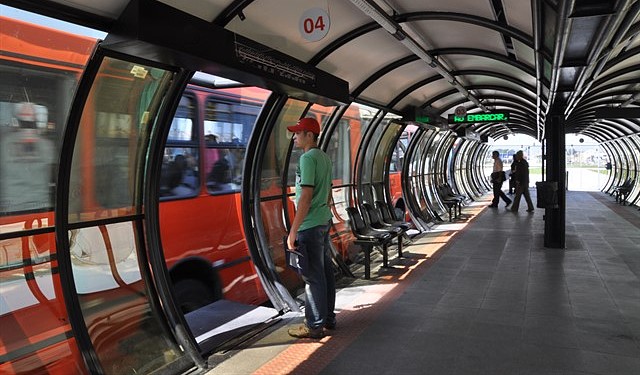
[415,115,432,124]
[448,111,509,124]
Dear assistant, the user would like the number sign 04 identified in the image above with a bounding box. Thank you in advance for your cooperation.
[299,8,330,42]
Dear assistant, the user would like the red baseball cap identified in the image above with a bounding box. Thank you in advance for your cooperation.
[287,117,321,134]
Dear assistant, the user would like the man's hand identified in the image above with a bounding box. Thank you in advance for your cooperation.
[287,232,297,250]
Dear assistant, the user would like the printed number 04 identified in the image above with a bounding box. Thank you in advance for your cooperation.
[304,16,326,33]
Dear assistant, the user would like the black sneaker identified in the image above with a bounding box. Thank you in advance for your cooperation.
[324,320,336,330]
[505,200,512,207]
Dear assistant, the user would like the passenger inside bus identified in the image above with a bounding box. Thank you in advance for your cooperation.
[207,149,232,190]
[160,153,199,197]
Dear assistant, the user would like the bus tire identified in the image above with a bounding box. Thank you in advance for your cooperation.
[394,207,404,221]
[173,278,219,313]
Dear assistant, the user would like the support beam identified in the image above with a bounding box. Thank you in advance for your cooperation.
[594,107,640,119]
[544,111,566,248]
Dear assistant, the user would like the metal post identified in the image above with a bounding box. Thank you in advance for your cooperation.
[544,111,565,248]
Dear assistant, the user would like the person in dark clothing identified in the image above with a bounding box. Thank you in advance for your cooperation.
[489,151,512,208]
[510,150,534,212]
[508,154,516,194]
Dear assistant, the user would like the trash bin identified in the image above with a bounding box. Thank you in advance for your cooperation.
[536,181,558,209]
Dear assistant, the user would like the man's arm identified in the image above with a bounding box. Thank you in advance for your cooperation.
[287,186,313,250]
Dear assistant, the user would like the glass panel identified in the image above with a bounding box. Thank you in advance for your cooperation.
[352,103,378,142]
[70,222,183,374]
[160,96,199,198]
[258,198,300,289]
[258,98,308,293]
[329,185,358,260]
[69,57,174,222]
[0,16,94,228]
[373,121,403,205]
[260,98,306,197]
[327,103,379,186]
[326,117,354,185]
[0,231,85,374]
[308,103,337,129]
[204,89,264,193]
[362,121,385,187]
[372,116,402,184]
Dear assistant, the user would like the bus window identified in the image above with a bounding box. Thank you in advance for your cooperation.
[160,95,199,199]
[204,97,257,194]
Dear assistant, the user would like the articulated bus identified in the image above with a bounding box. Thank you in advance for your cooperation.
[0,16,408,373]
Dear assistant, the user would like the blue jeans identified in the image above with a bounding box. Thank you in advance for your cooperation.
[297,222,336,330]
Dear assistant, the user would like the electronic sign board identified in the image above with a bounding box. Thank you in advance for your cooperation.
[448,111,509,124]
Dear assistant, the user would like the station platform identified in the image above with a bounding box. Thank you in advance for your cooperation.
[205,190,640,375]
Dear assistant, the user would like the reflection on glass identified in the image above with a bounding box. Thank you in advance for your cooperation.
[0,17,94,222]
[326,117,353,184]
[0,232,85,374]
[70,223,183,374]
[258,199,299,289]
[258,99,307,294]
[329,185,359,261]
[69,58,174,222]
[261,99,306,196]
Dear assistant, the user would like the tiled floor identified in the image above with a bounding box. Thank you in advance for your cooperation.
[206,191,640,375]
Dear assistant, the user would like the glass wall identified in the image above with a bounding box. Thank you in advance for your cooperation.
[0,13,96,374]
[66,56,186,374]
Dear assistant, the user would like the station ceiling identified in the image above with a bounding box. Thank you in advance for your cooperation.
[7,0,640,142]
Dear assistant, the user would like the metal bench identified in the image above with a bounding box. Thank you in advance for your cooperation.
[346,206,393,279]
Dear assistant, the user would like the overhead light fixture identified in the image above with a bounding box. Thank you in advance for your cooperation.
[452,81,469,96]
[434,66,455,83]
[399,37,433,65]
[350,0,490,115]
[349,0,398,34]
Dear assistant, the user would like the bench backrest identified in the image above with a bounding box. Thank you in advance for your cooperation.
[437,184,456,201]
[363,203,384,228]
[375,200,395,222]
[443,183,463,198]
[346,207,367,235]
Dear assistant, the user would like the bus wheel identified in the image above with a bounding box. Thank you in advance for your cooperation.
[173,278,218,314]
[394,207,405,221]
